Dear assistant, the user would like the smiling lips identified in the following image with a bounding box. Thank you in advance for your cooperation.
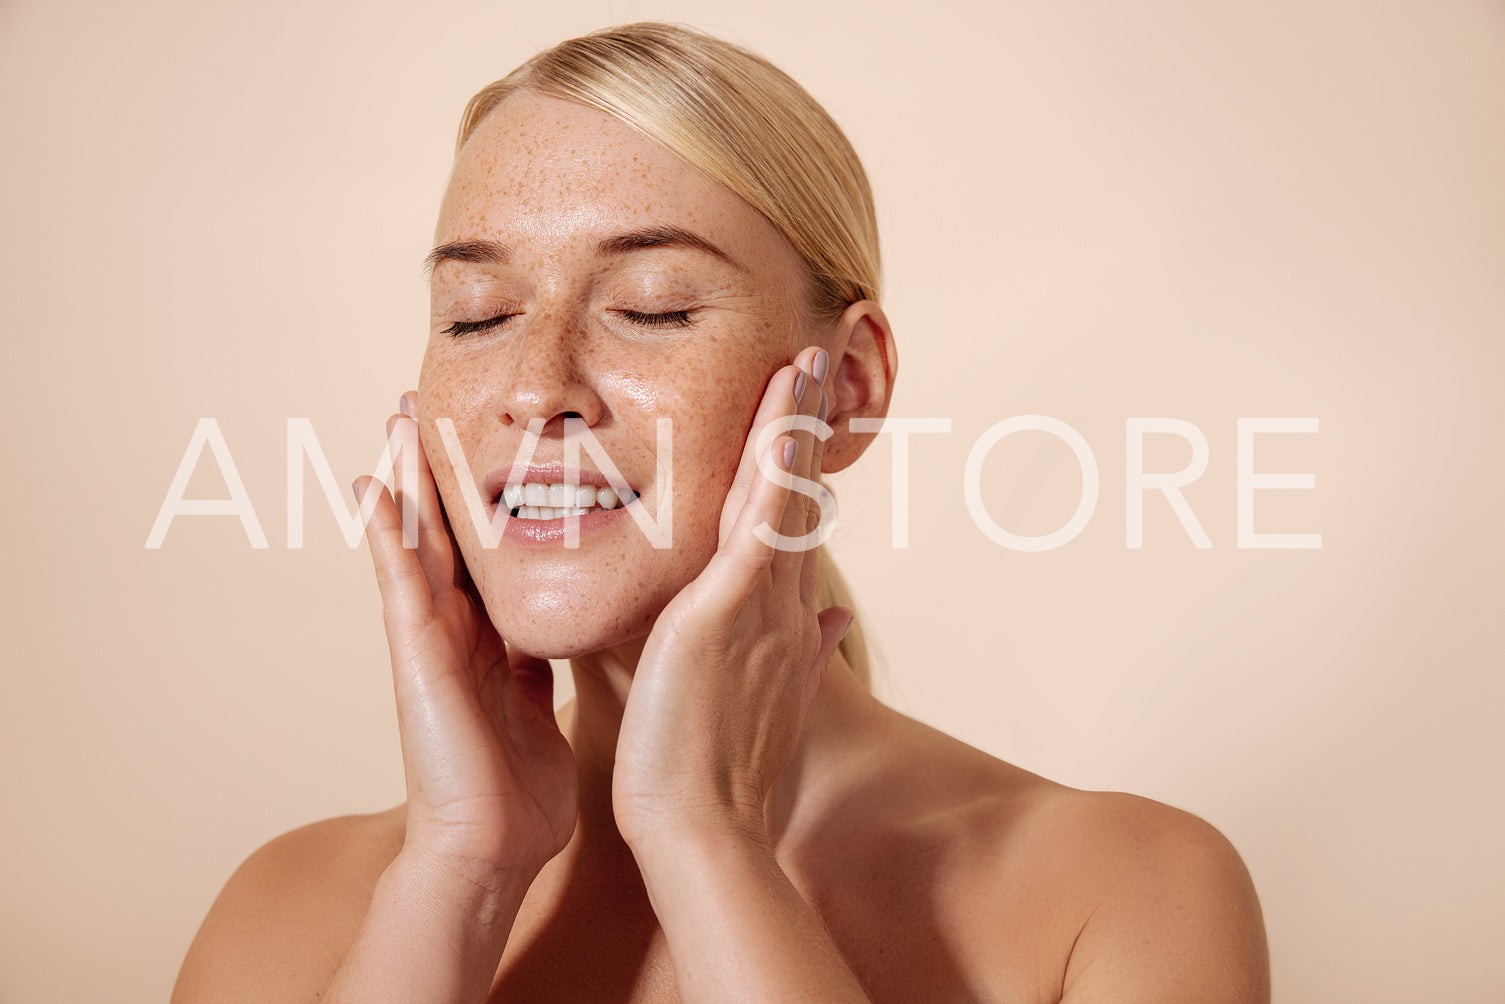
[501,481,637,520]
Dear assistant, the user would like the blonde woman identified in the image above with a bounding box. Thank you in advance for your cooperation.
[173,23,1269,1003]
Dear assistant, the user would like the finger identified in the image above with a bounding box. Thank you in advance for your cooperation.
[491,646,566,759]
[776,346,824,523]
[792,347,831,531]
[367,493,507,831]
[802,605,854,717]
[387,398,457,602]
[797,348,836,602]
[483,644,550,704]
[394,395,506,695]
[718,359,806,545]
[699,430,800,613]
[770,347,830,590]
[354,475,438,647]
[807,346,833,511]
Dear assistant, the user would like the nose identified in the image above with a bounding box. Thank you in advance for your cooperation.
[493,306,607,435]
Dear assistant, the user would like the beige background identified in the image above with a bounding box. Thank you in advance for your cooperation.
[2,0,1502,1000]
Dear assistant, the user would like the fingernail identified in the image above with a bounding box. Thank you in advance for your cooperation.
[793,371,807,403]
[817,392,829,424]
[838,610,855,642]
[782,439,797,470]
[812,349,830,384]
[350,479,363,502]
[398,396,410,416]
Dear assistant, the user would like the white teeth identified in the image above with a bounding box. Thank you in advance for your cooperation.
[502,482,633,519]
[515,504,601,520]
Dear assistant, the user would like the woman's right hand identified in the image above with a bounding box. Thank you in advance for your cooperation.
[354,392,578,888]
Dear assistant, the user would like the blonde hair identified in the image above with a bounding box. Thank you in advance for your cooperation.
[454,23,881,685]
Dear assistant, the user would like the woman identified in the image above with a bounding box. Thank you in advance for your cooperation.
[173,23,1268,1002]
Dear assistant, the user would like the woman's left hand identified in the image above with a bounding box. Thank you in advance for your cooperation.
[612,345,853,849]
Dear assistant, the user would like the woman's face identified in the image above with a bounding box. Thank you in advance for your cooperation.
[418,90,820,658]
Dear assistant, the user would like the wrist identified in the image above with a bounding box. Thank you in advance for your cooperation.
[621,822,870,1002]
[321,843,536,1002]
[621,800,768,849]
[616,774,771,852]
[388,844,538,929]
[625,812,774,885]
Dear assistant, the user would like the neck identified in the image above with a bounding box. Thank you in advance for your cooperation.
[560,639,886,849]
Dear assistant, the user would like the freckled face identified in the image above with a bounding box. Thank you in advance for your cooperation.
[418,90,815,658]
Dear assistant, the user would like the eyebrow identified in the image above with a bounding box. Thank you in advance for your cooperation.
[422,225,741,277]
[595,225,741,269]
[422,238,511,277]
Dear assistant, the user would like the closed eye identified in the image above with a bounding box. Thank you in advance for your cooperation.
[441,314,519,337]
[619,309,693,328]
[442,309,693,336]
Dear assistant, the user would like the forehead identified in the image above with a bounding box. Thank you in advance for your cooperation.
[436,90,791,269]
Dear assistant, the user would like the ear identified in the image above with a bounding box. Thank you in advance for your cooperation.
[821,300,897,474]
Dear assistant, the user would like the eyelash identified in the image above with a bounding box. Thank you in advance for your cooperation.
[441,310,694,337]
[619,309,693,329]
[441,314,518,337]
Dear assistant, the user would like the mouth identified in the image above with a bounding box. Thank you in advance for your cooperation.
[498,481,640,520]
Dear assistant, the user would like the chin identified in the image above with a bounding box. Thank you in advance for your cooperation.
[473,562,689,661]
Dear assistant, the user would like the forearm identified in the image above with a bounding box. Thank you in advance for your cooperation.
[632,828,870,1003]
[321,849,529,1004]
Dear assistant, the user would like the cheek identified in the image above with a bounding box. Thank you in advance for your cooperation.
[418,343,472,418]
[604,325,785,486]
[417,344,506,450]
[416,355,460,494]
[415,347,496,556]
[658,360,782,556]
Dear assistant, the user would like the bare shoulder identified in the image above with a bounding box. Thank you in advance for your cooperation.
[862,713,1268,1002]
[171,805,406,1003]
[1022,787,1271,1003]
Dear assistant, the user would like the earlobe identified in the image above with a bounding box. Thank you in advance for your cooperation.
[821,300,897,474]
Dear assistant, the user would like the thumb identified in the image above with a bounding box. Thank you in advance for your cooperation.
[803,606,854,715]
[504,646,556,716]
[494,645,566,754]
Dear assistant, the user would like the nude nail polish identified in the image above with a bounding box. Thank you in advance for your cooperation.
[812,349,829,384]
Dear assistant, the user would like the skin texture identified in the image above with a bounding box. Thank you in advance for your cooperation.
[170,92,1270,1003]
[418,91,823,660]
